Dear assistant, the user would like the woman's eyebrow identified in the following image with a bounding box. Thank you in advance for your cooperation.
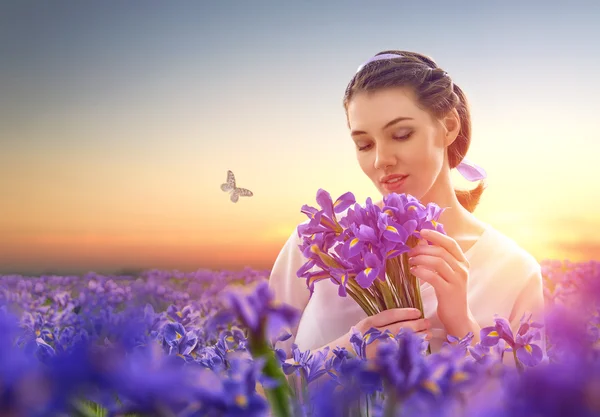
[350,116,413,136]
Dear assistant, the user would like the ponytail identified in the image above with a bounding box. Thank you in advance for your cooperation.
[455,181,486,213]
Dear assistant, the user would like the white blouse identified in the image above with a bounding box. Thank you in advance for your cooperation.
[268,221,547,359]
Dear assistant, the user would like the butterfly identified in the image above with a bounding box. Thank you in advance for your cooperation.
[220,170,253,203]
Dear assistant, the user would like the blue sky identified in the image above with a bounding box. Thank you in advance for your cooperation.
[1,1,598,274]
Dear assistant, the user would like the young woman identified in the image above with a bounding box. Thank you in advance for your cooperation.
[269,50,546,359]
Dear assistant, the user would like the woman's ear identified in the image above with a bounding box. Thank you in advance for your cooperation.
[442,108,461,147]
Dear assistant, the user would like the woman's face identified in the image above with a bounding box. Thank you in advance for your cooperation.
[347,87,455,201]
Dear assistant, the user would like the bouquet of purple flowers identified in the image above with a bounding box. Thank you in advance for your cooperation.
[296,189,447,319]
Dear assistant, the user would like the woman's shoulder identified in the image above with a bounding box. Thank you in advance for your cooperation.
[268,225,312,310]
[477,223,541,277]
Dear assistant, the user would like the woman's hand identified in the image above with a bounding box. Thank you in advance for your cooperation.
[331,308,431,360]
[407,228,479,341]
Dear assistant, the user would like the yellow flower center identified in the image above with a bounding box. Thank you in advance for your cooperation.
[452,372,469,383]
[422,380,441,395]
[235,394,248,407]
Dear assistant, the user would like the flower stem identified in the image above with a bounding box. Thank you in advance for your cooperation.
[248,333,291,417]
[513,350,525,374]
[348,281,378,316]
[70,400,99,417]
[408,266,431,356]
[383,388,397,417]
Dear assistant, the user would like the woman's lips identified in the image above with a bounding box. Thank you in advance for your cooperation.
[381,175,408,192]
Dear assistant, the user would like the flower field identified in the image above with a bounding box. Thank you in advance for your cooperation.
[0,260,599,417]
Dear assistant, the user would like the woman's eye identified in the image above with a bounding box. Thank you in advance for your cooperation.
[356,132,412,151]
[393,131,413,141]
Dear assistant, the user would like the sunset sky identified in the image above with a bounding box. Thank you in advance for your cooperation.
[1,1,599,275]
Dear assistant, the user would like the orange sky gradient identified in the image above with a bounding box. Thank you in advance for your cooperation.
[1,2,599,276]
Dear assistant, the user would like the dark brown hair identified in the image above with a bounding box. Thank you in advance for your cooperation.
[343,50,486,212]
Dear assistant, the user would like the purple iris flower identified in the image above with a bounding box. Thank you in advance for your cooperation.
[226,281,299,342]
[378,214,410,245]
[161,322,198,359]
[339,202,370,229]
[273,332,293,365]
[299,267,332,296]
[326,269,351,297]
[19,311,56,346]
[301,243,349,281]
[480,314,545,368]
[0,310,63,416]
[373,328,431,399]
[298,210,334,236]
[324,346,352,380]
[298,189,354,237]
[340,224,368,260]
[283,344,330,385]
[356,223,379,243]
[355,251,384,289]
[316,188,355,219]
[442,332,475,356]
[166,304,199,327]
[321,346,382,407]
[102,344,201,416]
[143,303,168,339]
[298,229,338,259]
[480,316,515,347]
[420,204,447,234]
[515,331,544,367]
[195,345,225,369]
[186,356,269,417]
[348,326,390,359]
[473,358,600,417]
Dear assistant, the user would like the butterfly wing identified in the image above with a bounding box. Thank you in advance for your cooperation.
[230,190,240,203]
[221,170,236,192]
[235,188,253,197]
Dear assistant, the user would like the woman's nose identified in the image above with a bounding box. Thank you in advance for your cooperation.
[373,144,397,170]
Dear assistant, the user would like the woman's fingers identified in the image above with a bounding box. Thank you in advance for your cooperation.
[364,308,422,328]
[419,229,468,264]
[385,318,429,335]
[364,324,432,359]
[410,265,448,289]
[409,244,464,272]
[417,329,432,341]
[408,254,455,282]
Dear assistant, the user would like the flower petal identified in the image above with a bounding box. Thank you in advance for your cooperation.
[516,343,543,367]
[456,159,487,181]
[356,267,379,288]
[480,326,500,347]
[333,191,356,213]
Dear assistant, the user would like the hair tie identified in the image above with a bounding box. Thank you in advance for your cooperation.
[356,53,404,73]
